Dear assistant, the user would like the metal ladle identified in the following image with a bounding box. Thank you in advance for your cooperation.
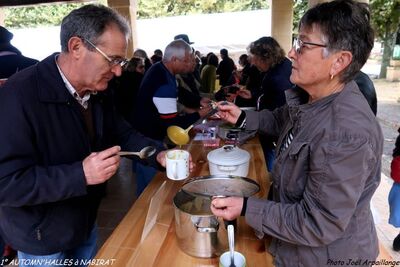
[167,101,228,146]
[118,146,156,159]
[228,224,236,267]
[167,125,194,146]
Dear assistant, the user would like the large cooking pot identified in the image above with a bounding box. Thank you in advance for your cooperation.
[173,176,260,258]
[207,145,250,176]
[173,189,228,258]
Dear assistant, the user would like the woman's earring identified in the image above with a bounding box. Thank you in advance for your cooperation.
[330,74,334,80]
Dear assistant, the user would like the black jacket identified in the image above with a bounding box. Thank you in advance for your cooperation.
[0,54,38,79]
[0,53,161,254]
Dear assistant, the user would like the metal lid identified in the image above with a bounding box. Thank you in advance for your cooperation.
[181,175,260,197]
[207,145,250,166]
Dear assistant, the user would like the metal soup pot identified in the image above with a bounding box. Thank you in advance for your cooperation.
[173,190,228,258]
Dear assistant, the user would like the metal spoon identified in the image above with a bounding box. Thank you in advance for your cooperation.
[118,146,156,159]
[228,224,236,267]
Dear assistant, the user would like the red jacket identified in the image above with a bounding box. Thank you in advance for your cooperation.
[391,156,400,183]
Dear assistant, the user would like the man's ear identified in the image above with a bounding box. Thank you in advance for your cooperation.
[330,51,353,77]
[68,36,85,59]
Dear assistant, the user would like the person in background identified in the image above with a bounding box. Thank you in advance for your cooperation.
[200,53,219,94]
[216,48,236,87]
[173,34,211,113]
[111,56,145,125]
[133,40,211,195]
[211,1,382,266]
[199,54,208,74]
[234,53,261,107]
[355,71,377,115]
[150,53,162,64]
[0,5,171,267]
[237,37,293,171]
[0,26,38,79]
[133,48,152,72]
[134,39,211,141]
[0,25,39,266]
[388,127,400,251]
[154,49,163,58]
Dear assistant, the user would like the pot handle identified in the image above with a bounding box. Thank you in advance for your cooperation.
[218,165,238,171]
[195,223,219,233]
[194,219,219,233]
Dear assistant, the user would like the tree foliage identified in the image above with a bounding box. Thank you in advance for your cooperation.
[370,0,400,77]
[3,0,106,28]
[4,3,86,27]
[3,0,268,27]
[292,0,308,34]
[136,0,268,18]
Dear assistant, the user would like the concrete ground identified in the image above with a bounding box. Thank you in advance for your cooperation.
[371,78,400,260]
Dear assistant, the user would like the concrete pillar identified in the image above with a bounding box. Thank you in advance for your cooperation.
[271,0,293,54]
[107,0,138,58]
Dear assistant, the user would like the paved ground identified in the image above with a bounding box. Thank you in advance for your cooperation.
[371,78,400,259]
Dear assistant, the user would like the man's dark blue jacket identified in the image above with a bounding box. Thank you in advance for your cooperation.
[0,53,161,255]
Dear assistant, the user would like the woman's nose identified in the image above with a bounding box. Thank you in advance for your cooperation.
[287,46,296,60]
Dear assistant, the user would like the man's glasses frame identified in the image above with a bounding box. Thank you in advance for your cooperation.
[83,38,129,68]
[293,37,327,54]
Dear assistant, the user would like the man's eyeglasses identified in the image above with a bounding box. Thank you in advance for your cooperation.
[292,37,327,54]
[83,38,129,68]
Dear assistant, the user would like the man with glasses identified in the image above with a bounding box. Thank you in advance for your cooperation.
[0,4,170,267]
[133,39,212,143]
[132,40,211,195]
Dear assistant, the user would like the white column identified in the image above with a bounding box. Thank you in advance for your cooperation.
[271,0,293,54]
[107,0,138,58]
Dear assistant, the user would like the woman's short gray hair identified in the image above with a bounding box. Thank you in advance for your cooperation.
[299,0,374,83]
[60,4,131,52]
[163,40,192,62]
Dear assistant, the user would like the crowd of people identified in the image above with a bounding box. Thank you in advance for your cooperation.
[0,0,396,266]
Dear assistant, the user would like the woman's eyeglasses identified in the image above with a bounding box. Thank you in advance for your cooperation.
[292,37,327,54]
[84,38,129,68]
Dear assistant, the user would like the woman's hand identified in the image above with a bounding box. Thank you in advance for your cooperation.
[237,88,252,99]
[216,101,242,125]
[210,197,244,221]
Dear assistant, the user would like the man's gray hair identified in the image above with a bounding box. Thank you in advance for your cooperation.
[163,40,192,62]
[60,4,131,52]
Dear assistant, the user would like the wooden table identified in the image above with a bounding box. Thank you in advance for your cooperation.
[93,137,274,266]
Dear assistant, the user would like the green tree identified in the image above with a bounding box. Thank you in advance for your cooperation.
[3,0,106,28]
[137,0,268,18]
[370,0,400,78]
[292,0,308,34]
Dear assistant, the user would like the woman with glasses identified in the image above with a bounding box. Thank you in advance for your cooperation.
[211,1,382,266]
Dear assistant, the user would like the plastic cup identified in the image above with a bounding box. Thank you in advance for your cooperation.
[219,251,246,267]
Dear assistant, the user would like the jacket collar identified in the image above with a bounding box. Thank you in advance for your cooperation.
[285,81,359,123]
[36,53,73,104]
